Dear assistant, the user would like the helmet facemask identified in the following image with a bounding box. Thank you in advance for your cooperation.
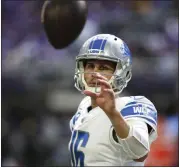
[74,58,132,94]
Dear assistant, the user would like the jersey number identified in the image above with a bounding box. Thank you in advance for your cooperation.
[70,130,89,166]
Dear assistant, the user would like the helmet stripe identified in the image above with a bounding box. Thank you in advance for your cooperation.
[88,39,94,50]
[88,39,107,51]
[91,39,103,49]
[101,39,107,50]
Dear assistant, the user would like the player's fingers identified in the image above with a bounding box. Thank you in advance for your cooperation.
[92,73,108,81]
[98,79,111,89]
[100,83,105,92]
[103,88,113,93]
[83,90,98,98]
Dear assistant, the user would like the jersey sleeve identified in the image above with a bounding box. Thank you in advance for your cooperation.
[120,96,157,132]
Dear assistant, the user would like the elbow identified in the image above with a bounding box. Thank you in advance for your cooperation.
[119,124,150,160]
[122,136,150,160]
[134,153,148,162]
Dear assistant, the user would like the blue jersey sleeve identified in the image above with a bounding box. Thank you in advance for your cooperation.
[121,98,157,129]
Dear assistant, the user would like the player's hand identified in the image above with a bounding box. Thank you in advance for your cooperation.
[83,73,116,116]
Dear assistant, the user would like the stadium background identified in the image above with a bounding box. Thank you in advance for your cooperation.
[1,0,178,166]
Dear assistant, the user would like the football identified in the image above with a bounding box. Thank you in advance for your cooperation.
[41,0,88,49]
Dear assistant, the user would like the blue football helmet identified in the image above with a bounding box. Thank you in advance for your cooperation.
[74,34,132,94]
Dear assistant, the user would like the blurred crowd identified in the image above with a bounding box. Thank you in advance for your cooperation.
[1,0,178,166]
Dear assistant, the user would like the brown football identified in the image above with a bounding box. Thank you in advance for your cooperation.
[41,0,88,49]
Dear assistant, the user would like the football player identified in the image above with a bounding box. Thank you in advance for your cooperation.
[69,34,158,166]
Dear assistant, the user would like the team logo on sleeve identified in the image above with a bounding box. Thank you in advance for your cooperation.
[133,105,149,115]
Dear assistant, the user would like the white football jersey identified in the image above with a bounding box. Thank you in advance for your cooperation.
[68,96,158,166]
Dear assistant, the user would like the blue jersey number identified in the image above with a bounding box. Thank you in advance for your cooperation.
[70,130,89,166]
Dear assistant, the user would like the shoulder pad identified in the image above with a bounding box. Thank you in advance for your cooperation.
[70,96,90,131]
[78,96,91,109]
[120,96,157,129]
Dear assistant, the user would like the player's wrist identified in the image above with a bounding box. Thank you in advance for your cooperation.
[107,109,124,126]
[105,108,118,119]
[107,109,130,139]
